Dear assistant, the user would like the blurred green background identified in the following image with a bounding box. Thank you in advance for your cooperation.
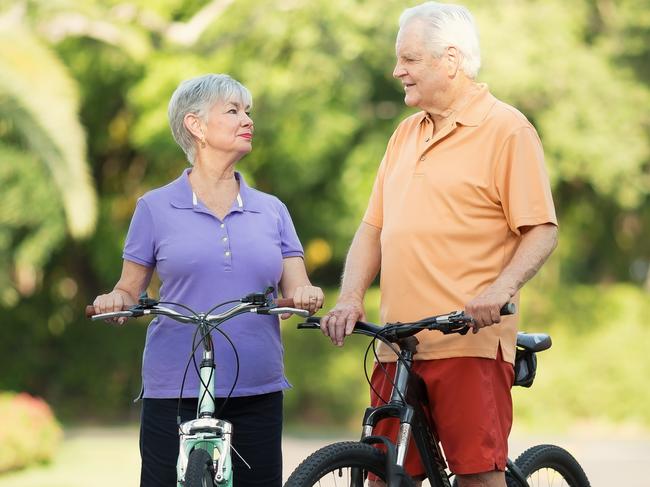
[1,0,650,473]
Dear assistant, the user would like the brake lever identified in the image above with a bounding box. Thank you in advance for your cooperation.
[138,292,159,308]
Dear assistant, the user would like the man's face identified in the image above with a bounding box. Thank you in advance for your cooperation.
[393,22,447,111]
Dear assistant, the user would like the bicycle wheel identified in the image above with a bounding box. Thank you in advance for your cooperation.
[506,444,590,487]
[285,441,415,487]
[185,447,215,487]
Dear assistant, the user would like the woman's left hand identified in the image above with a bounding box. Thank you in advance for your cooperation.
[282,285,324,319]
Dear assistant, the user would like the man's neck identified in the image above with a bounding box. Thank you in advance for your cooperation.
[426,78,479,126]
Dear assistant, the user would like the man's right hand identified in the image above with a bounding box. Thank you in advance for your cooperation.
[320,297,365,347]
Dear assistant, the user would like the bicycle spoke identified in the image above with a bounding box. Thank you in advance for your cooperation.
[529,466,570,487]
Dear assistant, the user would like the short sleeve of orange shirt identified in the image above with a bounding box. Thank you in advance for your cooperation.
[363,84,557,364]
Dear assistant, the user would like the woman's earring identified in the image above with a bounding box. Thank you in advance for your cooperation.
[200,138,206,149]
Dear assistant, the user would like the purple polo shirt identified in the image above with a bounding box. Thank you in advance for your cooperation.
[123,169,303,398]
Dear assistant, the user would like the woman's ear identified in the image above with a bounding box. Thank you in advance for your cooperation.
[183,113,205,142]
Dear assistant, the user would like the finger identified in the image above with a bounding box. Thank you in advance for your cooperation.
[320,314,330,336]
[309,291,321,314]
[293,287,305,310]
[315,292,324,310]
[118,317,127,325]
[327,316,341,345]
[280,312,291,320]
[304,290,314,312]
[345,313,357,337]
[490,306,501,325]
[334,315,346,346]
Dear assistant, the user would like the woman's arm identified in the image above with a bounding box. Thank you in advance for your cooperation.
[278,256,324,316]
[93,260,154,324]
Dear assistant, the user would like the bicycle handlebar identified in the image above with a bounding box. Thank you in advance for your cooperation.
[85,296,310,323]
[298,303,516,344]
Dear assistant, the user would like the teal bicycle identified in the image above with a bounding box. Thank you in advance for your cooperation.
[87,288,308,487]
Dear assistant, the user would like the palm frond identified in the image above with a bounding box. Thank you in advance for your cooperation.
[0,21,97,238]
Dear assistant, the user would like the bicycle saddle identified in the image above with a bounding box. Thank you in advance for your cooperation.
[516,332,552,352]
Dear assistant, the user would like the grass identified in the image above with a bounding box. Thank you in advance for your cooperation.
[0,427,141,487]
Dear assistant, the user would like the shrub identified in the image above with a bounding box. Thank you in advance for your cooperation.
[0,391,63,473]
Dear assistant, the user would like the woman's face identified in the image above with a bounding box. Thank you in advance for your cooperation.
[203,98,254,157]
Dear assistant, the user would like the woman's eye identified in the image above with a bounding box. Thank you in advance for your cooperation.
[227,109,237,114]
[245,112,251,117]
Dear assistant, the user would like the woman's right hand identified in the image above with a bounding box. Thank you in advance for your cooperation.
[92,290,135,325]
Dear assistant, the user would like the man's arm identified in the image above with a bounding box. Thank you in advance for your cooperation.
[320,222,382,346]
[466,223,558,330]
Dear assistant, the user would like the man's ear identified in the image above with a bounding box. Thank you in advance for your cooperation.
[446,46,462,77]
[183,112,205,140]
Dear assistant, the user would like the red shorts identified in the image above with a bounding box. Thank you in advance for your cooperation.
[369,347,514,477]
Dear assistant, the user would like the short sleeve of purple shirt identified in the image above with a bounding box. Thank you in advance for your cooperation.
[277,201,303,258]
[123,199,156,267]
[122,169,304,399]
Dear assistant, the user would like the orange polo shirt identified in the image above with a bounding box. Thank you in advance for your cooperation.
[363,84,557,364]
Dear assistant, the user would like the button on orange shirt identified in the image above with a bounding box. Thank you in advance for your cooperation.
[363,84,557,364]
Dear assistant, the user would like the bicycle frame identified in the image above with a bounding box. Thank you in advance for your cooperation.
[358,335,451,487]
[358,333,530,487]
[88,291,309,487]
[176,320,233,487]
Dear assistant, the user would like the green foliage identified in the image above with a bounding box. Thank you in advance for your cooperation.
[513,283,650,431]
[0,391,63,472]
[0,18,96,239]
[0,0,648,430]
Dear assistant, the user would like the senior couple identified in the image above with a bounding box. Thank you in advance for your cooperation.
[93,2,557,487]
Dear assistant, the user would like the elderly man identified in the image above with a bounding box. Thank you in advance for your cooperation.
[321,2,558,487]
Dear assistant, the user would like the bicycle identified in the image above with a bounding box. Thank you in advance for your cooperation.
[86,288,309,487]
[284,305,590,487]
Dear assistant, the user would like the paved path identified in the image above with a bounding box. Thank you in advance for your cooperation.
[283,432,650,486]
[0,427,646,486]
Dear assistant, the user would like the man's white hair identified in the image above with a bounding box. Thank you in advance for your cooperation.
[399,2,481,79]
[168,74,252,165]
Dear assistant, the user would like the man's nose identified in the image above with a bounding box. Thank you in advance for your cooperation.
[393,63,406,79]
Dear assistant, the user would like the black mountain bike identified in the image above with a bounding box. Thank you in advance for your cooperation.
[285,305,590,487]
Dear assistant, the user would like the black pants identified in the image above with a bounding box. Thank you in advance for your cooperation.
[139,392,283,487]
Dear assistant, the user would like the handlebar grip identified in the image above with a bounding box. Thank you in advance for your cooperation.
[500,303,516,315]
[85,305,96,318]
[276,298,295,307]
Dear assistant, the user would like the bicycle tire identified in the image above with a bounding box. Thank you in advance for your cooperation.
[284,441,416,487]
[506,444,591,487]
[185,447,215,487]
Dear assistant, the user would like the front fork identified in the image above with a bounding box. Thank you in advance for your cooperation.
[177,331,234,486]
[176,418,233,486]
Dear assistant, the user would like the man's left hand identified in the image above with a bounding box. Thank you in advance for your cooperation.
[465,289,512,333]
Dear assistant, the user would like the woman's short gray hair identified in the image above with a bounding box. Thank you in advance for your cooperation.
[168,74,252,164]
[399,2,481,79]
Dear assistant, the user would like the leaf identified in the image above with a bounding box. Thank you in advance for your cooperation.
[0,20,96,238]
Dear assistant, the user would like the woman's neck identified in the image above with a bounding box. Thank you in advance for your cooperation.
[189,157,238,190]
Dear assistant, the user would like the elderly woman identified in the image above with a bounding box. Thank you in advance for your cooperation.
[92,74,324,487]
